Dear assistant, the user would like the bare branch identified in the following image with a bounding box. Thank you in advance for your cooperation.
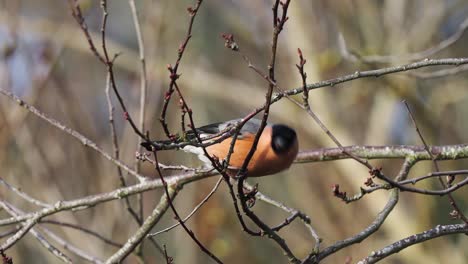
[41,220,122,248]
[280,57,468,99]
[105,71,142,227]
[399,170,468,185]
[159,0,204,139]
[67,0,106,63]
[374,170,468,196]
[149,176,223,237]
[0,177,50,208]
[129,0,149,238]
[233,1,301,263]
[149,147,223,263]
[338,16,468,64]
[358,224,468,264]
[0,170,217,228]
[0,201,102,263]
[411,64,468,78]
[404,102,468,223]
[305,159,415,263]
[105,184,180,263]
[296,144,468,163]
[307,189,400,263]
[0,88,147,182]
[244,182,321,253]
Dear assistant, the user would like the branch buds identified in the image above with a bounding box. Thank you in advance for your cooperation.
[369,167,383,178]
[297,48,306,66]
[0,249,12,264]
[221,33,239,51]
[332,184,348,201]
[167,64,180,81]
[449,210,460,219]
[364,177,375,187]
[187,6,196,16]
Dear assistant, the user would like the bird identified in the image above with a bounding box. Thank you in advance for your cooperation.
[142,118,298,177]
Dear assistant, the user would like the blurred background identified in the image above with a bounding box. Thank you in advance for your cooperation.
[0,0,467,263]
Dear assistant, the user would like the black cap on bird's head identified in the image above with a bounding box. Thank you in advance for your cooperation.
[271,124,297,154]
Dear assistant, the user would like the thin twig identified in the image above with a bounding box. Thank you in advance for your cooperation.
[41,220,122,248]
[0,228,19,239]
[234,1,300,263]
[67,0,106,63]
[69,0,148,146]
[0,170,217,227]
[303,158,414,263]
[128,0,148,154]
[0,201,76,263]
[399,170,468,185]
[148,176,223,236]
[404,101,468,223]
[305,188,399,264]
[128,0,148,234]
[0,88,147,182]
[39,225,104,264]
[244,182,321,253]
[280,57,468,100]
[374,173,468,195]
[105,183,181,263]
[334,185,388,204]
[411,64,468,78]
[159,0,204,139]
[105,71,143,227]
[0,177,50,208]
[150,148,223,263]
[338,16,468,64]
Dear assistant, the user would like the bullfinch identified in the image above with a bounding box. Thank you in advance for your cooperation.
[142,118,298,177]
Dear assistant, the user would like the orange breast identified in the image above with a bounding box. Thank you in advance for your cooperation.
[206,127,298,177]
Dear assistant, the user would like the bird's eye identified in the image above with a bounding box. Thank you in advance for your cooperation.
[273,136,288,153]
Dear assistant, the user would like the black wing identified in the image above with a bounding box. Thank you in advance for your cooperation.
[142,118,264,150]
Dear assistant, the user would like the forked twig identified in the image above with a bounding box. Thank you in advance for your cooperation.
[404,101,468,223]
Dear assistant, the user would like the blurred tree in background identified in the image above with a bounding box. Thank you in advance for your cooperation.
[0,0,467,263]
